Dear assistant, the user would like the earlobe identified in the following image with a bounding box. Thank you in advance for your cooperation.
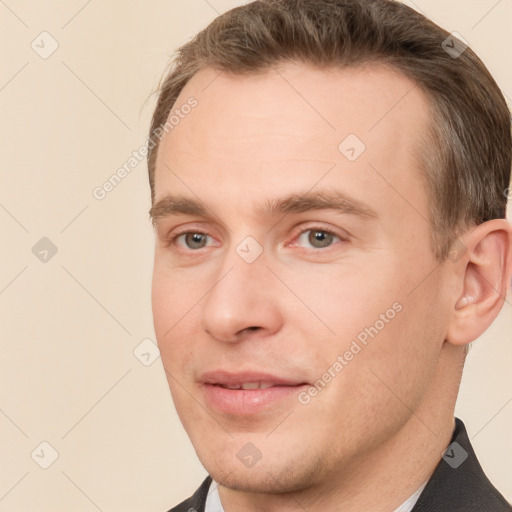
[446,219,512,347]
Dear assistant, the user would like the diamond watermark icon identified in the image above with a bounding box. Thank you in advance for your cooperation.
[237,442,262,468]
[338,133,366,162]
[236,236,263,263]
[31,31,59,59]
[31,441,59,469]
[442,441,468,469]
[133,338,160,367]
[32,237,58,263]
[447,239,467,263]
[442,32,469,59]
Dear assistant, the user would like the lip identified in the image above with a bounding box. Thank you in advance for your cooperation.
[199,370,309,416]
[199,370,306,387]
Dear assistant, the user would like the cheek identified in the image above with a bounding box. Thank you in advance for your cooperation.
[151,264,193,370]
[281,256,436,394]
[151,269,173,342]
[151,259,197,333]
[278,258,403,348]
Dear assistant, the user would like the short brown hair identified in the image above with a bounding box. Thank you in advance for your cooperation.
[147,0,511,261]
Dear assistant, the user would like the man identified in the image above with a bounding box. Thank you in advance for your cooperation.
[147,0,512,510]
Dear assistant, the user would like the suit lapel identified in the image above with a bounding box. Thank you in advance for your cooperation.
[412,418,511,511]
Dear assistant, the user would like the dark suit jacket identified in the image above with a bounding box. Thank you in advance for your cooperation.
[168,418,511,511]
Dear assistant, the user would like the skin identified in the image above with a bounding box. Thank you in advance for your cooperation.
[150,62,512,511]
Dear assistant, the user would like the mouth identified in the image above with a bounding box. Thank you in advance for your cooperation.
[199,371,310,415]
[213,381,298,390]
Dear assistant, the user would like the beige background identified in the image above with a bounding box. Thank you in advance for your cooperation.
[0,0,511,510]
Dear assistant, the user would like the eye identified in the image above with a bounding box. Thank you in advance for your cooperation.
[296,228,342,249]
[173,232,214,250]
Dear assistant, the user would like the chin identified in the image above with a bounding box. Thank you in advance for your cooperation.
[213,469,306,494]
[201,449,325,495]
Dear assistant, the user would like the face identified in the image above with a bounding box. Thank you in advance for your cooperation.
[151,62,451,493]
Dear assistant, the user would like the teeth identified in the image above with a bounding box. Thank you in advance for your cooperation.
[241,382,260,390]
[223,382,276,390]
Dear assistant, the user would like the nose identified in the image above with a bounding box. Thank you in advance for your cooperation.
[200,247,283,343]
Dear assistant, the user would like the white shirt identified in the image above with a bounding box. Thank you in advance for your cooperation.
[205,479,428,512]
[205,480,224,512]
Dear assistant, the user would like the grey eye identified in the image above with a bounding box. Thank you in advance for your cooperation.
[183,233,209,249]
[298,229,339,249]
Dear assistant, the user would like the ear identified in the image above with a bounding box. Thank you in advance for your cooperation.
[446,219,512,346]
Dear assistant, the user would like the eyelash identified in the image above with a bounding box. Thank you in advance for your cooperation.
[166,226,346,251]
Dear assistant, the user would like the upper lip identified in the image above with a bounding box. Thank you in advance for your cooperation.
[199,370,308,387]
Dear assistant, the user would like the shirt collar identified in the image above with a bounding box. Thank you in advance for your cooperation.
[205,479,429,512]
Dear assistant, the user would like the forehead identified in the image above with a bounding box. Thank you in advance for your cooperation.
[154,62,431,225]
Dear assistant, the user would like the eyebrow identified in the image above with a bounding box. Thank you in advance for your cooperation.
[149,190,378,227]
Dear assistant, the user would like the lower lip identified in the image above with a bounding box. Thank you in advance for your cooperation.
[202,383,308,415]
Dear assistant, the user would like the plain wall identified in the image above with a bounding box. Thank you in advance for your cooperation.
[0,0,511,510]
